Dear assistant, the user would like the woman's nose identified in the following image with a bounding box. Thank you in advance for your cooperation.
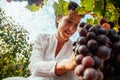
[69,25,76,32]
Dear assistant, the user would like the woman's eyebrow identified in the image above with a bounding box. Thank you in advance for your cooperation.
[68,17,79,24]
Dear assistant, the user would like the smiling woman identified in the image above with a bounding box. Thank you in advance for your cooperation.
[26,1,84,80]
[1,1,83,80]
[1,1,82,80]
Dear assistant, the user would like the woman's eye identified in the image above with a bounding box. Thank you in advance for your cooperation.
[67,20,72,25]
[75,24,78,28]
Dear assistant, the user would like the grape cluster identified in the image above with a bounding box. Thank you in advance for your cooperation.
[6,0,44,6]
[28,0,44,6]
[73,21,120,80]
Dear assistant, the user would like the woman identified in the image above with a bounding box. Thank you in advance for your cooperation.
[28,1,83,80]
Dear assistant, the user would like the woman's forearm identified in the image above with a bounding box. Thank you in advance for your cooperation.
[54,59,77,76]
[29,60,57,77]
[54,62,67,76]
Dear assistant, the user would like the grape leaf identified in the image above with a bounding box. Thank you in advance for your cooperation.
[86,18,94,25]
[93,0,103,16]
[53,0,68,16]
[80,0,94,11]
[76,6,87,14]
[26,4,41,12]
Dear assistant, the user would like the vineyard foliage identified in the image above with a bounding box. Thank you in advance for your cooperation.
[0,8,33,79]
[1,0,120,79]
[53,0,120,28]
[6,0,120,28]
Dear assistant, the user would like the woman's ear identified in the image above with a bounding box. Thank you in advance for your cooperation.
[56,15,63,23]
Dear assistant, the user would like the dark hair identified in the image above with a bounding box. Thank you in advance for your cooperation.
[55,1,81,28]
[68,1,79,10]
[68,1,85,18]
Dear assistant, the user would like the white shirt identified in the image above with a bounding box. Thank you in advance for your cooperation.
[28,33,79,80]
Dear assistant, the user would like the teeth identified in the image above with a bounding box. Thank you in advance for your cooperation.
[66,31,71,36]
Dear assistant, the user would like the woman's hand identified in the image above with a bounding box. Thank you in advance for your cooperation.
[55,52,77,76]
[64,52,77,71]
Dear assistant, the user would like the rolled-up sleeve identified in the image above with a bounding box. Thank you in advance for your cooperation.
[28,34,57,78]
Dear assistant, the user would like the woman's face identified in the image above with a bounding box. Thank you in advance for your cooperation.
[56,10,81,42]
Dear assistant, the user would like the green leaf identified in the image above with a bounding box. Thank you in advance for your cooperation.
[76,6,87,14]
[106,3,115,12]
[86,18,94,25]
[93,0,103,15]
[26,4,41,12]
[80,0,94,11]
[53,0,68,16]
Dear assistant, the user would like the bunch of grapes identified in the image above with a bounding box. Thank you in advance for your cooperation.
[73,21,120,80]
[6,0,44,6]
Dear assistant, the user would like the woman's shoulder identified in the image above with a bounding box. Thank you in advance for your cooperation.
[36,33,54,40]
[38,33,52,37]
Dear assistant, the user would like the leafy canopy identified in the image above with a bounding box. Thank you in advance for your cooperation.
[0,8,33,79]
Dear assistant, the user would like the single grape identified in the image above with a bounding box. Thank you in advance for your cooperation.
[74,64,85,76]
[76,54,84,65]
[82,56,95,68]
[83,68,98,80]
[96,46,111,61]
